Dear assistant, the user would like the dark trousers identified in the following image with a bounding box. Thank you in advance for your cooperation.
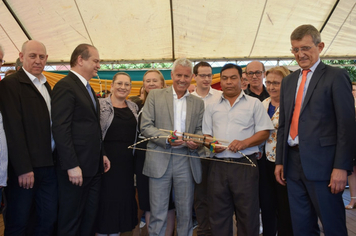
[194,159,212,236]
[57,166,101,236]
[4,166,58,236]
[259,156,293,236]
[208,156,259,236]
[287,147,347,236]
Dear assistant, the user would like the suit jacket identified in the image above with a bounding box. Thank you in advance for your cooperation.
[140,86,205,183]
[276,62,355,181]
[0,68,54,176]
[51,71,103,177]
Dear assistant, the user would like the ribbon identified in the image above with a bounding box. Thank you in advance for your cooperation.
[128,135,256,167]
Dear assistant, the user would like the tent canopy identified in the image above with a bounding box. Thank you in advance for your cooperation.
[1,0,356,64]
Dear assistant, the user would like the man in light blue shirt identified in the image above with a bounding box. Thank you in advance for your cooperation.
[203,63,273,236]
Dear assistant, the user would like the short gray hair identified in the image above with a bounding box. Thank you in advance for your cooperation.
[291,24,321,46]
[171,58,193,74]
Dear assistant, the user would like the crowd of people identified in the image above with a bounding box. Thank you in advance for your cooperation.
[0,23,355,236]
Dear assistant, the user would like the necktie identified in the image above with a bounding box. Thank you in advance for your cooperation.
[290,69,311,139]
[86,82,97,110]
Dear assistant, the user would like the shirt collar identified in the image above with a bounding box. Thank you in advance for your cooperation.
[191,87,215,98]
[207,87,215,96]
[220,89,246,105]
[22,67,47,84]
[71,70,89,87]
[172,86,190,99]
[299,58,320,74]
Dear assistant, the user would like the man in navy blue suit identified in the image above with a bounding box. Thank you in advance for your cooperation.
[275,24,355,236]
[52,44,110,235]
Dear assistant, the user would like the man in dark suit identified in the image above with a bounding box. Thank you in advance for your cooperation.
[0,40,57,235]
[275,24,355,236]
[52,44,110,235]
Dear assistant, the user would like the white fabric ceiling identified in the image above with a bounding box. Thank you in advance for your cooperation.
[1,0,356,64]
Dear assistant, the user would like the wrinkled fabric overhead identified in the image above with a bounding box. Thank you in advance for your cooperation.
[1,0,355,64]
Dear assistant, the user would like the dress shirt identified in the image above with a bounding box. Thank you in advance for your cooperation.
[192,87,222,155]
[70,70,89,87]
[203,90,274,158]
[191,87,222,108]
[23,68,55,151]
[288,59,321,146]
[172,88,189,148]
[0,112,7,187]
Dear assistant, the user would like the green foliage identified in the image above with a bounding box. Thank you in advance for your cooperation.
[323,60,356,82]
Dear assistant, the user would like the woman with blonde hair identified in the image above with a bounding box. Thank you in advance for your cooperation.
[259,66,293,236]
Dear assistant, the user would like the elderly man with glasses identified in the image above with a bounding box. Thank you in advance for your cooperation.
[244,61,269,102]
[244,60,270,236]
[275,24,354,236]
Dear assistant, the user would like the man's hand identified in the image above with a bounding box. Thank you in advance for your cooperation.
[328,168,347,194]
[186,141,199,150]
[67,166,83,186]
[212,144,226,153]
[169,135,185,147]
[18,171,34,189]
[228,140,248,153]
[103,155,111,173]
[275,164,286,186]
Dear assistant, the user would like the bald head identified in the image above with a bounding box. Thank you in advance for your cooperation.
[21,40,47,55]
[19,40,48,77]
[246,61,265,89]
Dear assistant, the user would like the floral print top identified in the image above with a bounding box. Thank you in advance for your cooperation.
[262,97,279,162]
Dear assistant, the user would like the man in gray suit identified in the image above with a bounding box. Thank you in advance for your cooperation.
[141,58,204,236]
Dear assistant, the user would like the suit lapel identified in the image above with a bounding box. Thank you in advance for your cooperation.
[69,72,98,115]
[185,95,193,132]
[18,69,42,95]
[165,87,174,126]
[300,62,325,114]
[285,71,300,120]
[18,68,51,104]
[44,82,52,97]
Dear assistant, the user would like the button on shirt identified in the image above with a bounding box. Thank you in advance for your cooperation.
[23,68,55,151]
[203,90,274,158]
[172,88,190,148]
[288,59,321,146]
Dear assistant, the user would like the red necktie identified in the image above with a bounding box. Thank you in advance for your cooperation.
[290,69,311,139]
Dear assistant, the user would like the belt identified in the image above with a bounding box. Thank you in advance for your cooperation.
[289,145,299,151]
[212,153,257,162]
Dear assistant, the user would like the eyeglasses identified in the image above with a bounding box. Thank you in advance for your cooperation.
[246,71,264,77]
[290,46,312,54]
[197,74,212,79]
[265,81,281,87]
